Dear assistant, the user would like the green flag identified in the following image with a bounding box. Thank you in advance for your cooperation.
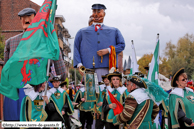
[0,0,59,100]
[147,34,159,85]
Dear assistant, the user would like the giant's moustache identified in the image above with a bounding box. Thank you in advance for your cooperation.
[92,15,104,22]
[94,17,103,22]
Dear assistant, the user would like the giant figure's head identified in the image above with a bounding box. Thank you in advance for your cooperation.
[18,8,36,31]
[91,4,106,23]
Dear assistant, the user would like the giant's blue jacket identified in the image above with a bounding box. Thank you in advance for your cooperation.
[73,24,125,68]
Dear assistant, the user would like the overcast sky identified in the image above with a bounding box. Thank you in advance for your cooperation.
[31,0,194,64]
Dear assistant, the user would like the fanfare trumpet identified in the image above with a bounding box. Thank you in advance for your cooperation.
[79,66,95,74]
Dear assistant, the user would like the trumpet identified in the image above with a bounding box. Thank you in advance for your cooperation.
[79,66,95,73]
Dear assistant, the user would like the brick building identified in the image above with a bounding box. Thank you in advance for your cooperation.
[0,0,41,41]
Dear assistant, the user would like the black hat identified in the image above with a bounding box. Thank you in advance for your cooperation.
[107,72,122,81]
[134,72,144,78]
[50,76,60,83]
[60,80,67,86]
[101,74,108,80]
[171,68,184,87]
[123,75,127,79]
[144,66,149,70]
[18,8,36,17]
[99,81,104,85]
[92,4,107,10]
[129,76,147,89]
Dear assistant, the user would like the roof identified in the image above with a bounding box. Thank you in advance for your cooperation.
[126,56,131,70]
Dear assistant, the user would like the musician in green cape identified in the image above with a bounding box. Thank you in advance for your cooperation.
[102,72,128,129]
[168,68,194,129]
[113,75,168,129]
[74,81,94,129]
[93,74,110,129]
[49,76,74,129]
[20,82,64,122]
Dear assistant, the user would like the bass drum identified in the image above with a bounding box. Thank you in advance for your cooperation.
[70,117,82,129]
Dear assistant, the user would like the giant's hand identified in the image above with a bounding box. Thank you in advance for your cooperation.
[78,66,84,76]
[97,49,109,56]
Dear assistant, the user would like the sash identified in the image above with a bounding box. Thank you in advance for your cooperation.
[109,46,116,70]
[128,100,150,129]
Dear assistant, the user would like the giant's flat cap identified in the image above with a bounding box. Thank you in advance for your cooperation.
[92,4,106,10]
[18,8,36,17]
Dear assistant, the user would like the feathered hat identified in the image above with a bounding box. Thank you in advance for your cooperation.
[127,75,168,102]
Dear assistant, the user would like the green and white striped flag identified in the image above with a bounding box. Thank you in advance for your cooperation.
[130,40,139,74]
[147,34,160,85]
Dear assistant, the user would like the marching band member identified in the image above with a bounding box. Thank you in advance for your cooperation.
[60,80,67,91]
[102,72,128,129]
[66,85,76,101]
[113,75,167,129]
[73,3,125,83]
[73,81,94,129]
[168,68,194,129]
[20,82,63,122]
[94,74,110,129]
[49,76,74,129]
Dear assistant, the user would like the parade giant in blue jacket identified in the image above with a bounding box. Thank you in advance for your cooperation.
[73,24,125,68]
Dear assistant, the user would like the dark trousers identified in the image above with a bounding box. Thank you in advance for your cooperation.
[80,111,93,129]
[95,114,106,129]
[105,122,119,129]
[63,114,71,129]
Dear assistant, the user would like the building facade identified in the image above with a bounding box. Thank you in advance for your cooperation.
[54,15,72,78]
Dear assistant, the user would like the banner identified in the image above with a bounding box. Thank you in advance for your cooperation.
[85,74,96,102]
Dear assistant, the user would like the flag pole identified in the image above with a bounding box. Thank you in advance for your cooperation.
[43,0,57,109]
[131,40,137,61]
[131,40,139,74]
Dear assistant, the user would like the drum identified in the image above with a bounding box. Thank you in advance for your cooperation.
[70,117,82,129]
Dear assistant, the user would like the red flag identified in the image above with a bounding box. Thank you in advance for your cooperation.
[108,90,123,115]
